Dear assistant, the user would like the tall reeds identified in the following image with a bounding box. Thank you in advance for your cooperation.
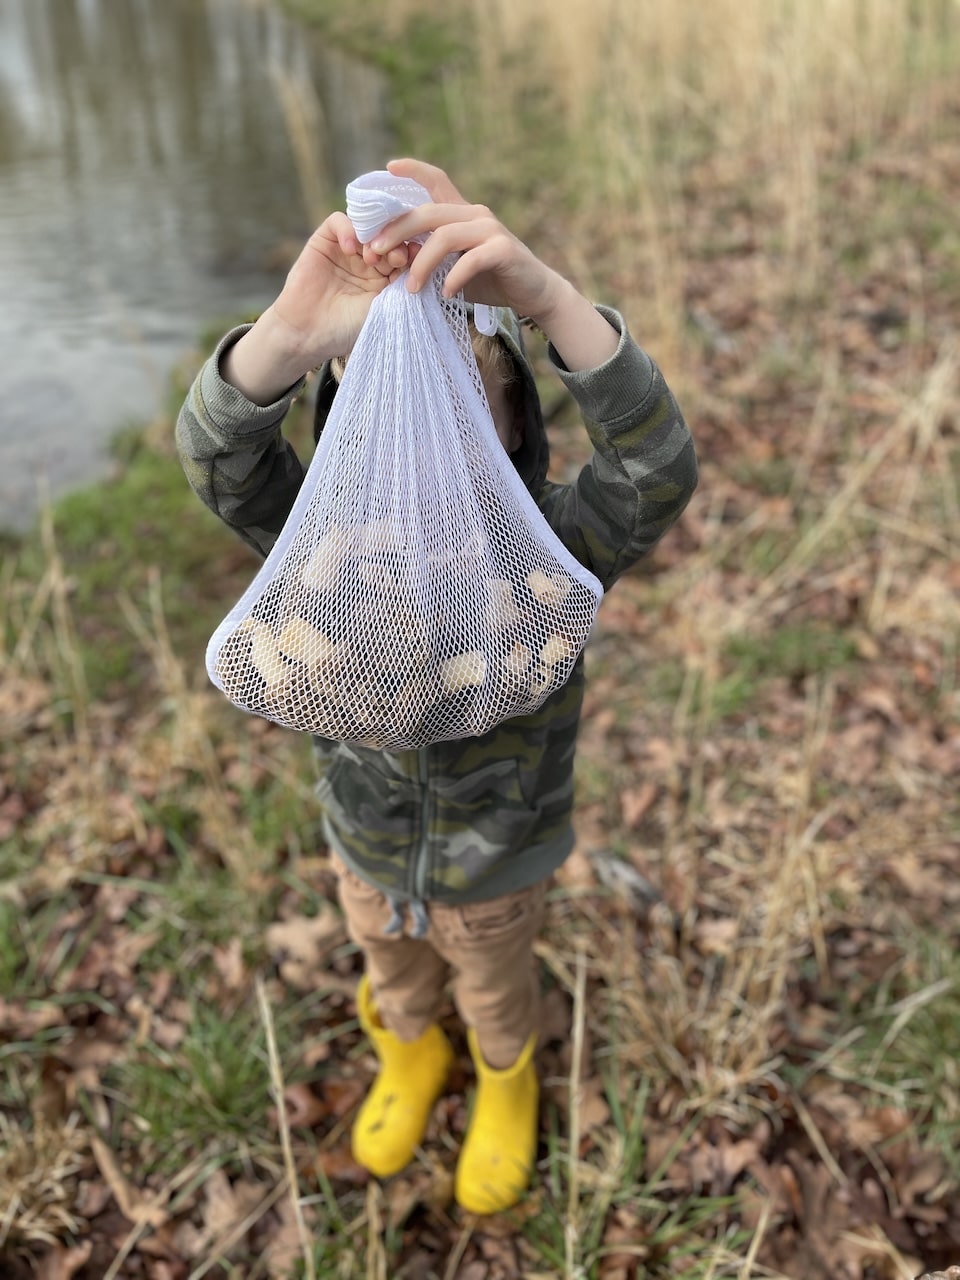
[452,0,960,352]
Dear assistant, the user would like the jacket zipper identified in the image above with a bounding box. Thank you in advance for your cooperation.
[412,745,431,900]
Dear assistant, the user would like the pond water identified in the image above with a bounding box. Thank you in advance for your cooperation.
[0,0,391,532]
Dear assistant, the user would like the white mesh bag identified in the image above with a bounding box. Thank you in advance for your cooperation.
[205,171,603,750]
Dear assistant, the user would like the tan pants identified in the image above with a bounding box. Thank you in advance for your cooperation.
[331,854,547,1069]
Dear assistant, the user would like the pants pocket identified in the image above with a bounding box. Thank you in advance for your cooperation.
[454,880,547,942]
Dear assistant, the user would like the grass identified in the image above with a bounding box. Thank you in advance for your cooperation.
[842,927,960,1179]
[115,996,280,1176]
[723,625,861,685]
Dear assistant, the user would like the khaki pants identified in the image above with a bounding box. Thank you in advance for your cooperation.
[331,854,547,1069]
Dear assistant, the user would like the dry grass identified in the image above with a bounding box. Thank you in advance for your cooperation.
[0,1117,89,1250]
[452,0,960,368]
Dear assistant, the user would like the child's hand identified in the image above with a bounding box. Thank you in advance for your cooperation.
[273,211,412,363]
[378,159,620,374]
[372,159,567,326]
[222,212,412,404]
[224,158,620,405]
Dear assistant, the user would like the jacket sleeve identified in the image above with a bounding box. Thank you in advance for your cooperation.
[539,305,698,590]
[175,325,309,559]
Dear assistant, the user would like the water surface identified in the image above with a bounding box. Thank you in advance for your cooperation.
[0,0,390,531]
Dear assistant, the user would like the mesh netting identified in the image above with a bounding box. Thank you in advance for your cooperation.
[205,172,603,750]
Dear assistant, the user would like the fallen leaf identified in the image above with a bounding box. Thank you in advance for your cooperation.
[74,1179,114,1218]
[35,1243,93,1280]
[212,937,247,991]
[0,998,64,1036]
[315,1075,366,1119]
[538,986,571,1044]
[302,1038,332,1068]
[266,905,347,990]
[600,1206,650,1275]
[620,780,658,828]
[265,1198,307,1280]
[554,844,597,890]
[477,1230,522,1273]
[202,1168,262,1243]
[692,916,740,956]
[384,1163,453,1227]
[314,1145,369,1185]
[686,1130,764,1195]
[272,1081,328,1129]
[881,850,951,900]
[32,1056,71,1126]
[452,1264,488,1280]
[146,1262,189,1280]
[899,1151,951,1205]
[385,1172,428,1229]
[151,1013,187,1050]
[579,1076,611,1130]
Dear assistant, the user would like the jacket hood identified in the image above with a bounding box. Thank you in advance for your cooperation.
[312,304,550,496]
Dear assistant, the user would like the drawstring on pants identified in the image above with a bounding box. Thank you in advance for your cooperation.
[383,894,429,939]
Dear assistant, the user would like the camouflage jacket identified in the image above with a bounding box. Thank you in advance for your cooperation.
[176,305,697,905]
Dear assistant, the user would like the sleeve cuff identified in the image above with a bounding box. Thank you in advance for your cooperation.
[197,324,308,436]
[548,305,655,425]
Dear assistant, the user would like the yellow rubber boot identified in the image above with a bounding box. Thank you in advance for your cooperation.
[350,976,454,1179]
[455,1030,539,1214]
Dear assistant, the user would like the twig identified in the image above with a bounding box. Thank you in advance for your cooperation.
[442,1223,475,1280]
[565,946,587,1279]
[256,975,316,1280]
[188,1178,291,1280]
[365,1181,387,1280]
[840,1226,920,1280]
[102,1219,150,1280]
[868,976,955,1076]
[791,1092,847,1188]
[97,1149,209,1280]
[738,1195,774,1279]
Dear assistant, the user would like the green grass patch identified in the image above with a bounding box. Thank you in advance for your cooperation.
[10,442,241,701]
[112,995,282,1178]
[844,926,960,1177]
[643,656,759,723]
[723,622,860,683]
[727,456,799,498]
[133,855,275,964]
[636,622,861,724]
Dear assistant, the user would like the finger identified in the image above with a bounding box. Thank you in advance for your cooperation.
[373,250,410,278]
[386,157,468,205]
[440,244,504,299]
[403,219,506,290]
[371,202,493,254]
[362,243,412,278]
[326,211,360,256]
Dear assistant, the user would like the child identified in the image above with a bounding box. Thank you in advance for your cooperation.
[176,158,698,1214]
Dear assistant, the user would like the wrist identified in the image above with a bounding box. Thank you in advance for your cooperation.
[221,306,316,406]
[528,276,619,373]
[524,271,575,337]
